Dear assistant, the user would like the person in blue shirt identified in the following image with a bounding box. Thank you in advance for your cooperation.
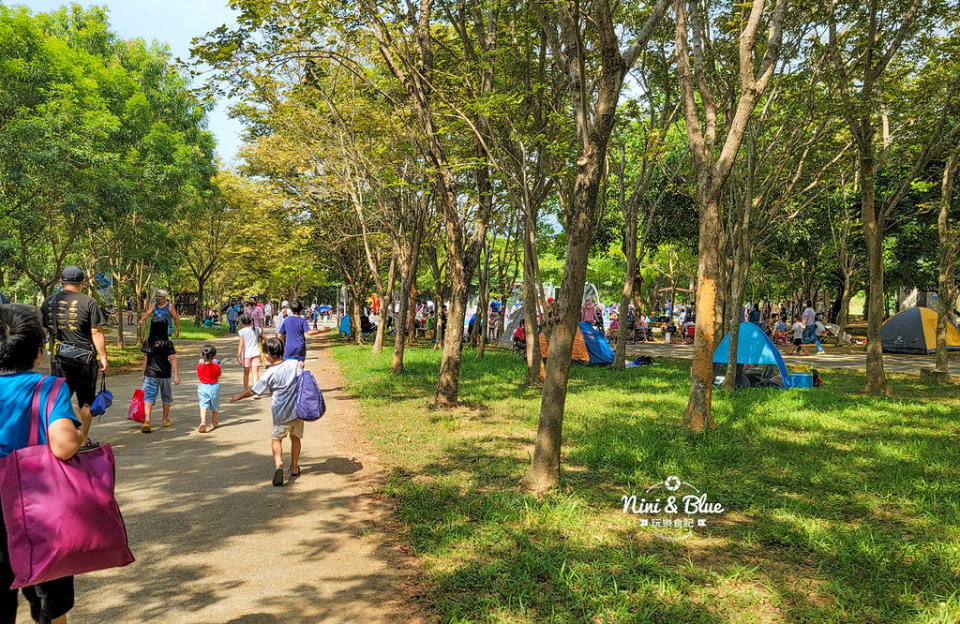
[277,301,330,361]
[0,303,86,623]
[138,289,180,338]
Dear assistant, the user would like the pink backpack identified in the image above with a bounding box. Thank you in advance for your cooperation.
[0,377,134,587]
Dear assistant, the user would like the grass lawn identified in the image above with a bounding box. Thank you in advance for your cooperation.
[178,319,227,340]
[331,342,960,624]
[104,344,144,377]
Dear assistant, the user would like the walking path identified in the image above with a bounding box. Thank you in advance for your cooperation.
[64,335,424,624]
[624,342,960,377]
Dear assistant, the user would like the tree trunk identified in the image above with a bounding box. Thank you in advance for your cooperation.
[684,193,721,432]
[613,207,639,370]
[861,155,888,395]
[522,214,542,385]
[477,240,491,358]
[523,148,605,494]
[350,288,363,345]
[836,270,852,345]
[372,256,397,354]
[935,147,958,376]
[391,237,421,373]
[723,243,750,391]
[434,271,467,406]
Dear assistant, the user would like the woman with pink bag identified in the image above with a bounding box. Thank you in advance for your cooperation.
[0,304,90,624]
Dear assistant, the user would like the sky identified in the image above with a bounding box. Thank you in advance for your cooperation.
[15,0,246,162]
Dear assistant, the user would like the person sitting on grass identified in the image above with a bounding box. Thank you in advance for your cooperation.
[139,318,180,433]
[278,301,331,363]
[230,337,305,487]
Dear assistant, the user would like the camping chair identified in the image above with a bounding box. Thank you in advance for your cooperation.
[683,324,696,344]
[513,337,525,355]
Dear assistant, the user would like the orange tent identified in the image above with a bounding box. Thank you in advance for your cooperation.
[538,328,591,362]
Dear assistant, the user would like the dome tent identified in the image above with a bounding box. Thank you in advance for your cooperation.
[713,322,791,388]
[538,321,614,365]
[880,307,960,355]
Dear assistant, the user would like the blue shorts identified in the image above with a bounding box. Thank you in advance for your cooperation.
[143,376,172,404]
[197,382,220,411]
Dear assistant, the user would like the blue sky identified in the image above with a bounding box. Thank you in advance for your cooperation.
[16,1,245,162]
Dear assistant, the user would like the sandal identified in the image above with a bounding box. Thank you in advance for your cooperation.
[141,423,151,433]
[272,467,284,487]
[289,468,302,477]
[198,424,207,433]
[162,420,173,427]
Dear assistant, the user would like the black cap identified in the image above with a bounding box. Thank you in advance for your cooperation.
[61,266,86,283]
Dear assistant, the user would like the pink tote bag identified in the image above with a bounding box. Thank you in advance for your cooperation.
[0,377,134,588]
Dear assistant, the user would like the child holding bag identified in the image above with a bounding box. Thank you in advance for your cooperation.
[140,318,180,433]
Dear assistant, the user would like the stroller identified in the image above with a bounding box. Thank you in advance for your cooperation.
[682,323,696,344]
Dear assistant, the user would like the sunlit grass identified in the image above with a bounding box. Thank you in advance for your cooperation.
[332,341,960,624]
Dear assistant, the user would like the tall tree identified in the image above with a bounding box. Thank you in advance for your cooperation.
[675,0,789,431]
[522,0,671,494]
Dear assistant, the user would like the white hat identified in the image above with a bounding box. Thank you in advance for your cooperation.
[281,300,289,307]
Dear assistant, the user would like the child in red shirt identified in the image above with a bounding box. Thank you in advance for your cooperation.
[196,344,222,433]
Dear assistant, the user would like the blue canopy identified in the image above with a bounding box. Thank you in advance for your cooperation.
[713,322,791,387]
[578,321,615,365]
[318,305,332,313]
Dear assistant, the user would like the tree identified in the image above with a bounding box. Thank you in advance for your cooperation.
[824,0,960,394]
[675,0,789,431]
[522,0,671,494]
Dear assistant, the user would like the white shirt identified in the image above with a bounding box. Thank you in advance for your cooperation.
[238,327,261,359]
[252,359,302,425]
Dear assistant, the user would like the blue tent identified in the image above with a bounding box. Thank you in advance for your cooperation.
[339,315,351,336]
[578,321,615,365]
[713,322,791,387]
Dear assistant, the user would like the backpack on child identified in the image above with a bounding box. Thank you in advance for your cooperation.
[296,369,326,421]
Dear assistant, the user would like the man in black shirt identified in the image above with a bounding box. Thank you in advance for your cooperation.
[41,266,108,445]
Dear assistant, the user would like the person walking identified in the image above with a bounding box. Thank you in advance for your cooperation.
[250,296,265,331]
[196,344,222,433]
[138,289,180,338]
[237,313,262,393]
[0,303,88,624]
[277,302,330,362]
[139,318,180,433]
[263,300,274,328]
[801,299,824,354]
[226,301,238,334]
[41,266,108,449]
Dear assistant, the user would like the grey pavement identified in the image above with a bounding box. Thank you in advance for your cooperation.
[51,334,423,624]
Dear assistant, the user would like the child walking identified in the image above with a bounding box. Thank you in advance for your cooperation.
[197,344,222,433]
[791,317,811,356]
[231,337,304,487]
[237,313,262,393]
[140,318,180,433]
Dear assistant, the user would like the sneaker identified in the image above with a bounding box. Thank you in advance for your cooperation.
[818,349,825,354]
[272,467,284,487]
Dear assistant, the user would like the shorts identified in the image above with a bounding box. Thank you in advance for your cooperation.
[793,338,802,347]
[51,357,98,409]
[271,418,304,440]
[243,356,261,369]
[198,383,220,411]
[143,376,173,404]
[0,495,74,623]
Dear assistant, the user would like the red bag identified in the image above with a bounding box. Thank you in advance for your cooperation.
[0,377,134,587]
[127,389,145,423]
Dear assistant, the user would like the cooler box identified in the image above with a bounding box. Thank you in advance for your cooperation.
[790,372,813,388]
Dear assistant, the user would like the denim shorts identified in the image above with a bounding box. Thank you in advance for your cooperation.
[197,382,220,411]
[143,376,173,404]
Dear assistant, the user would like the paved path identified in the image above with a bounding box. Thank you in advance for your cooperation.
[624,342,960,377]
[60,335,424,624]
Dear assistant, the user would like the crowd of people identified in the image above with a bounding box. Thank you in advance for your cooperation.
[0,267,341,622]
